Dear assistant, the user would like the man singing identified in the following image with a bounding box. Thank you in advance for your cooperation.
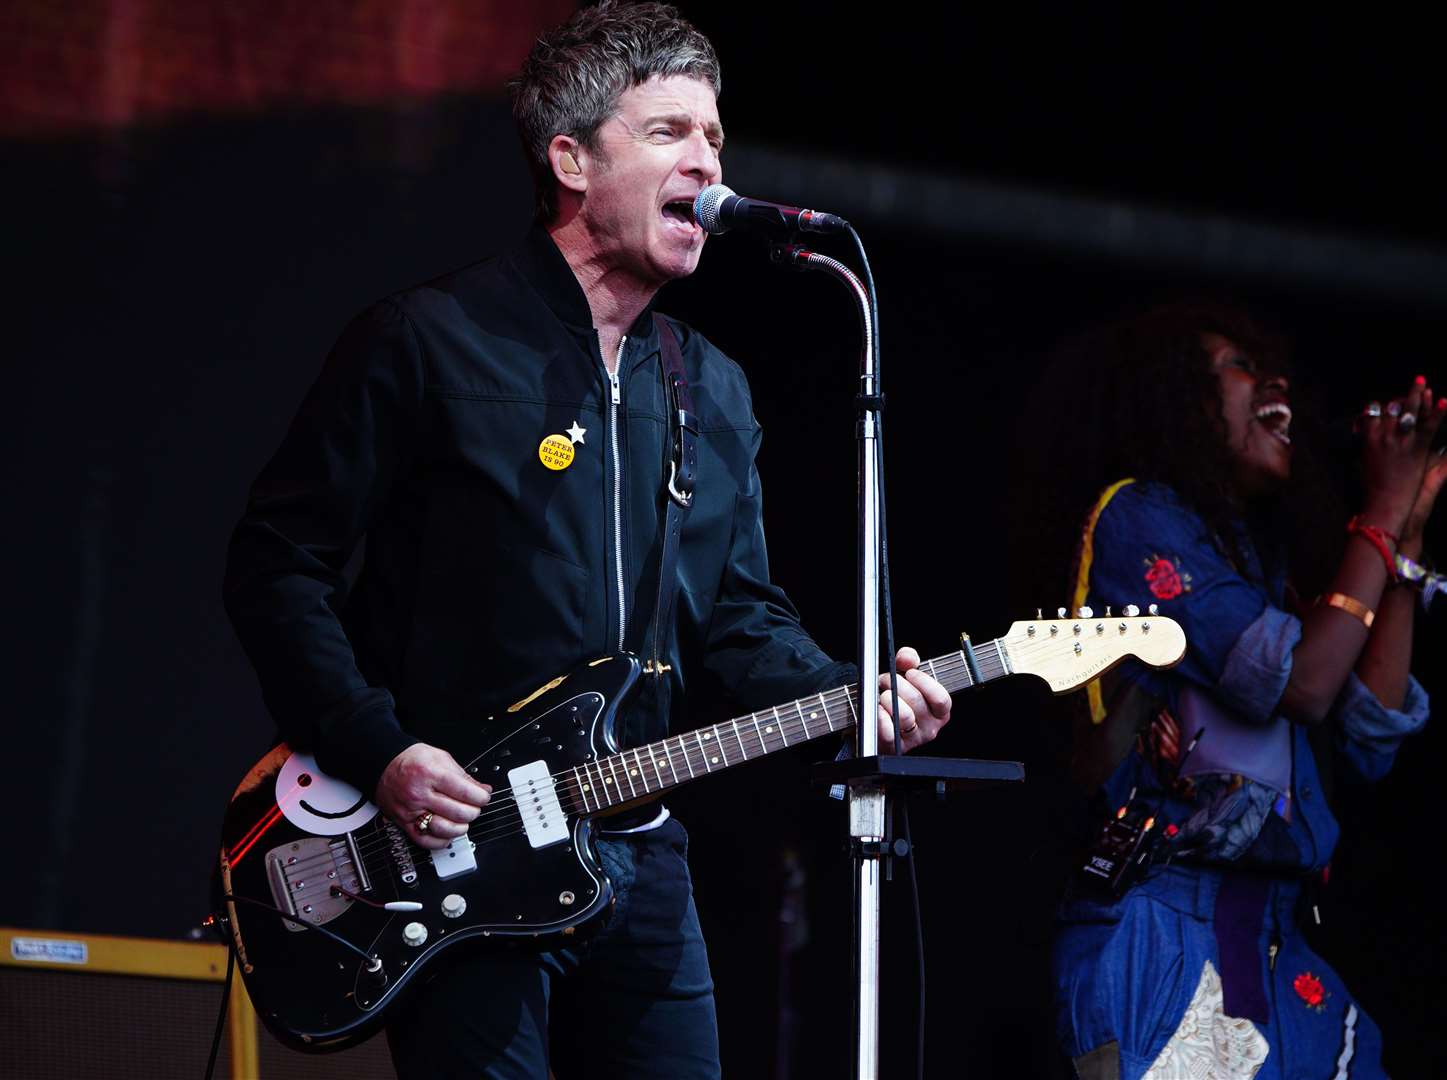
[223,3,951,1076]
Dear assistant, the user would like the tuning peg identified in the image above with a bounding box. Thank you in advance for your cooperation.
[1057,607,1067,619]
[1148,603,1159,616]
[1124,604,1140,617]
[1105,605,1112,617]
[1077,605,1093,618]
[1036,608,1043,620]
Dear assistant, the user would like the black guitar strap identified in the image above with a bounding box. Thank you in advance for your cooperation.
[648,313,697,680]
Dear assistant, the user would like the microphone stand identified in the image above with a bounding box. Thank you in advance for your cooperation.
[774,240,1023,1079]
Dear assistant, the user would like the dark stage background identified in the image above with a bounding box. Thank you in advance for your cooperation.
[5,4,1446,1077]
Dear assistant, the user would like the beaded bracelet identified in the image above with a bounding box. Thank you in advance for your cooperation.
[1346,515,1399,577]
[1395,552,1446,612]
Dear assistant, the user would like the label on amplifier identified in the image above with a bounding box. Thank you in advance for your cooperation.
[11,938,88,965]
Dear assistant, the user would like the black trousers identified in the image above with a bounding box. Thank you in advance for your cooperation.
[386,816,721,1079]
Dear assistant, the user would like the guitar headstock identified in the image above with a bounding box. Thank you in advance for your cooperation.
[1002,605,1186,694]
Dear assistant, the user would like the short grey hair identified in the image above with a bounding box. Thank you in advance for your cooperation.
[512,2,722,222]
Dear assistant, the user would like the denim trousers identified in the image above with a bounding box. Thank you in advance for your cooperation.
[1054,865,1384,1080]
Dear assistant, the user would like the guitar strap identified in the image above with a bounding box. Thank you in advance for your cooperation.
[648,313,697,682]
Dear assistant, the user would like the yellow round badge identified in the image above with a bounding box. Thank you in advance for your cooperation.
[538,434,575,471]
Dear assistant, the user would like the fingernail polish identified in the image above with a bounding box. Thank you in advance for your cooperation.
[1417,375,1427,386]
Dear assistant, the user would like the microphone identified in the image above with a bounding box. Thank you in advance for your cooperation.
[692,184,848,236]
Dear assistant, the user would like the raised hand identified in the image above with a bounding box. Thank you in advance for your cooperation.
[1358,376,1447,537]
[1397,378,1447,556]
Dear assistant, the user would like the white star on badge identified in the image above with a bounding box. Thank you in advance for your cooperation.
[566,421,586,445]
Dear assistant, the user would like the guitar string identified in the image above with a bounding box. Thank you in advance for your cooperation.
[278,650,980,877]
[263,631,1162,878]
[286,703,845,877]
[279,644,1013,865]
[274,697,829,872]
[270,651,1028,878]
[275,696,861,878]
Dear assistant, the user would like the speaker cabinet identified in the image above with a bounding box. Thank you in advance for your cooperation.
[2,927,397,1079]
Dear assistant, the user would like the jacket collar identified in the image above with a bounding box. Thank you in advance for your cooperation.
[510,224,661,348]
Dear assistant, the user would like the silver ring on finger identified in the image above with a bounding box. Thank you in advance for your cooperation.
[1364,402,1382,418]
[1399,411,1418,433]
[416,811,434,834]
[1387,401,1402,417]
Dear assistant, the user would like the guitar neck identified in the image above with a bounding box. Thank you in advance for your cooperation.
[570,639,1011,814]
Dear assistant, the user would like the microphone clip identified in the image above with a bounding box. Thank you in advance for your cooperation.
[769,242,813,269]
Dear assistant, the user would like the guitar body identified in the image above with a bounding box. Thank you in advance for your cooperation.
[212,611,1185,1052]
[216,655,642,1051]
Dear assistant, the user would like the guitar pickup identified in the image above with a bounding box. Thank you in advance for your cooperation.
[509,760,569,851]
[429,834,477,881]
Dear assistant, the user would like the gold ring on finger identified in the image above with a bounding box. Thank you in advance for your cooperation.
[416,811,434,834]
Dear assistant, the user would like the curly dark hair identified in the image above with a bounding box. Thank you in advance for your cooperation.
[1010,299,1342,611]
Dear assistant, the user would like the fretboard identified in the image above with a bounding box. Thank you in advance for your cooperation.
[565,639,1012,814]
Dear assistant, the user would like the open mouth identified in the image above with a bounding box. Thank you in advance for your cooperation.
[661,200,698,231]
[1254,401,1293,445]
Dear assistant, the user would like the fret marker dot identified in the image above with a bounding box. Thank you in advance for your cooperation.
[605,778,613,784]
[582,784,591,791]
[810,712,818,719]
[710,756,719,764]
[629,769,638,776]
[765,725,774,733]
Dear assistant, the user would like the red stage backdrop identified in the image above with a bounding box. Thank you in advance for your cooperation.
[0,0,576,137]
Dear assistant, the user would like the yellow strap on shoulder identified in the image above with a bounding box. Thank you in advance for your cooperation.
[1072,478,1136,723]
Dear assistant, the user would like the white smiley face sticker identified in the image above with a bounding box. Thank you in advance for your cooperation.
[274,751,377,835]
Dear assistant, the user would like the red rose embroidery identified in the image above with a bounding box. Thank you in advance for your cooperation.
[1293,972,1325,1008]
[1145,558,1183,600]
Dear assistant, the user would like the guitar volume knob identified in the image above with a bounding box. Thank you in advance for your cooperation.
[441,894,467,919]
[403,922,428,947]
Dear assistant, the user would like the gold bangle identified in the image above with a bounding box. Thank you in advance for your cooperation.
[1318,591,1375,628]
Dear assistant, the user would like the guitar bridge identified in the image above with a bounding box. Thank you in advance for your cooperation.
[264,837,364,931]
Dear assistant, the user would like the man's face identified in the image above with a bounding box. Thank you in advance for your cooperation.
[1206,331,1293,496]
[579,75,723,286]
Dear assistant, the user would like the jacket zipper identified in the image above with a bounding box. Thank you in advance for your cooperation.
[609,337,626,651]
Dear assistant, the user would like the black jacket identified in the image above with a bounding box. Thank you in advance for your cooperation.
[224,227,852,796]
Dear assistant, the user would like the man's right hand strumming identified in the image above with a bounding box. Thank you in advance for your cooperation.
[376,743,492,851]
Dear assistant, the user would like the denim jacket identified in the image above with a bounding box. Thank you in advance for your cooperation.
[1081,481,1428,871]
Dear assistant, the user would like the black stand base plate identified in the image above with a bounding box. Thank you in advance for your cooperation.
[812,754,1024,794]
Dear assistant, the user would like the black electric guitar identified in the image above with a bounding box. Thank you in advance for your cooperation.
[214,611,1184,1050]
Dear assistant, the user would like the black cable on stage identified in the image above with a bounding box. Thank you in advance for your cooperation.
[203,929,234,1080]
